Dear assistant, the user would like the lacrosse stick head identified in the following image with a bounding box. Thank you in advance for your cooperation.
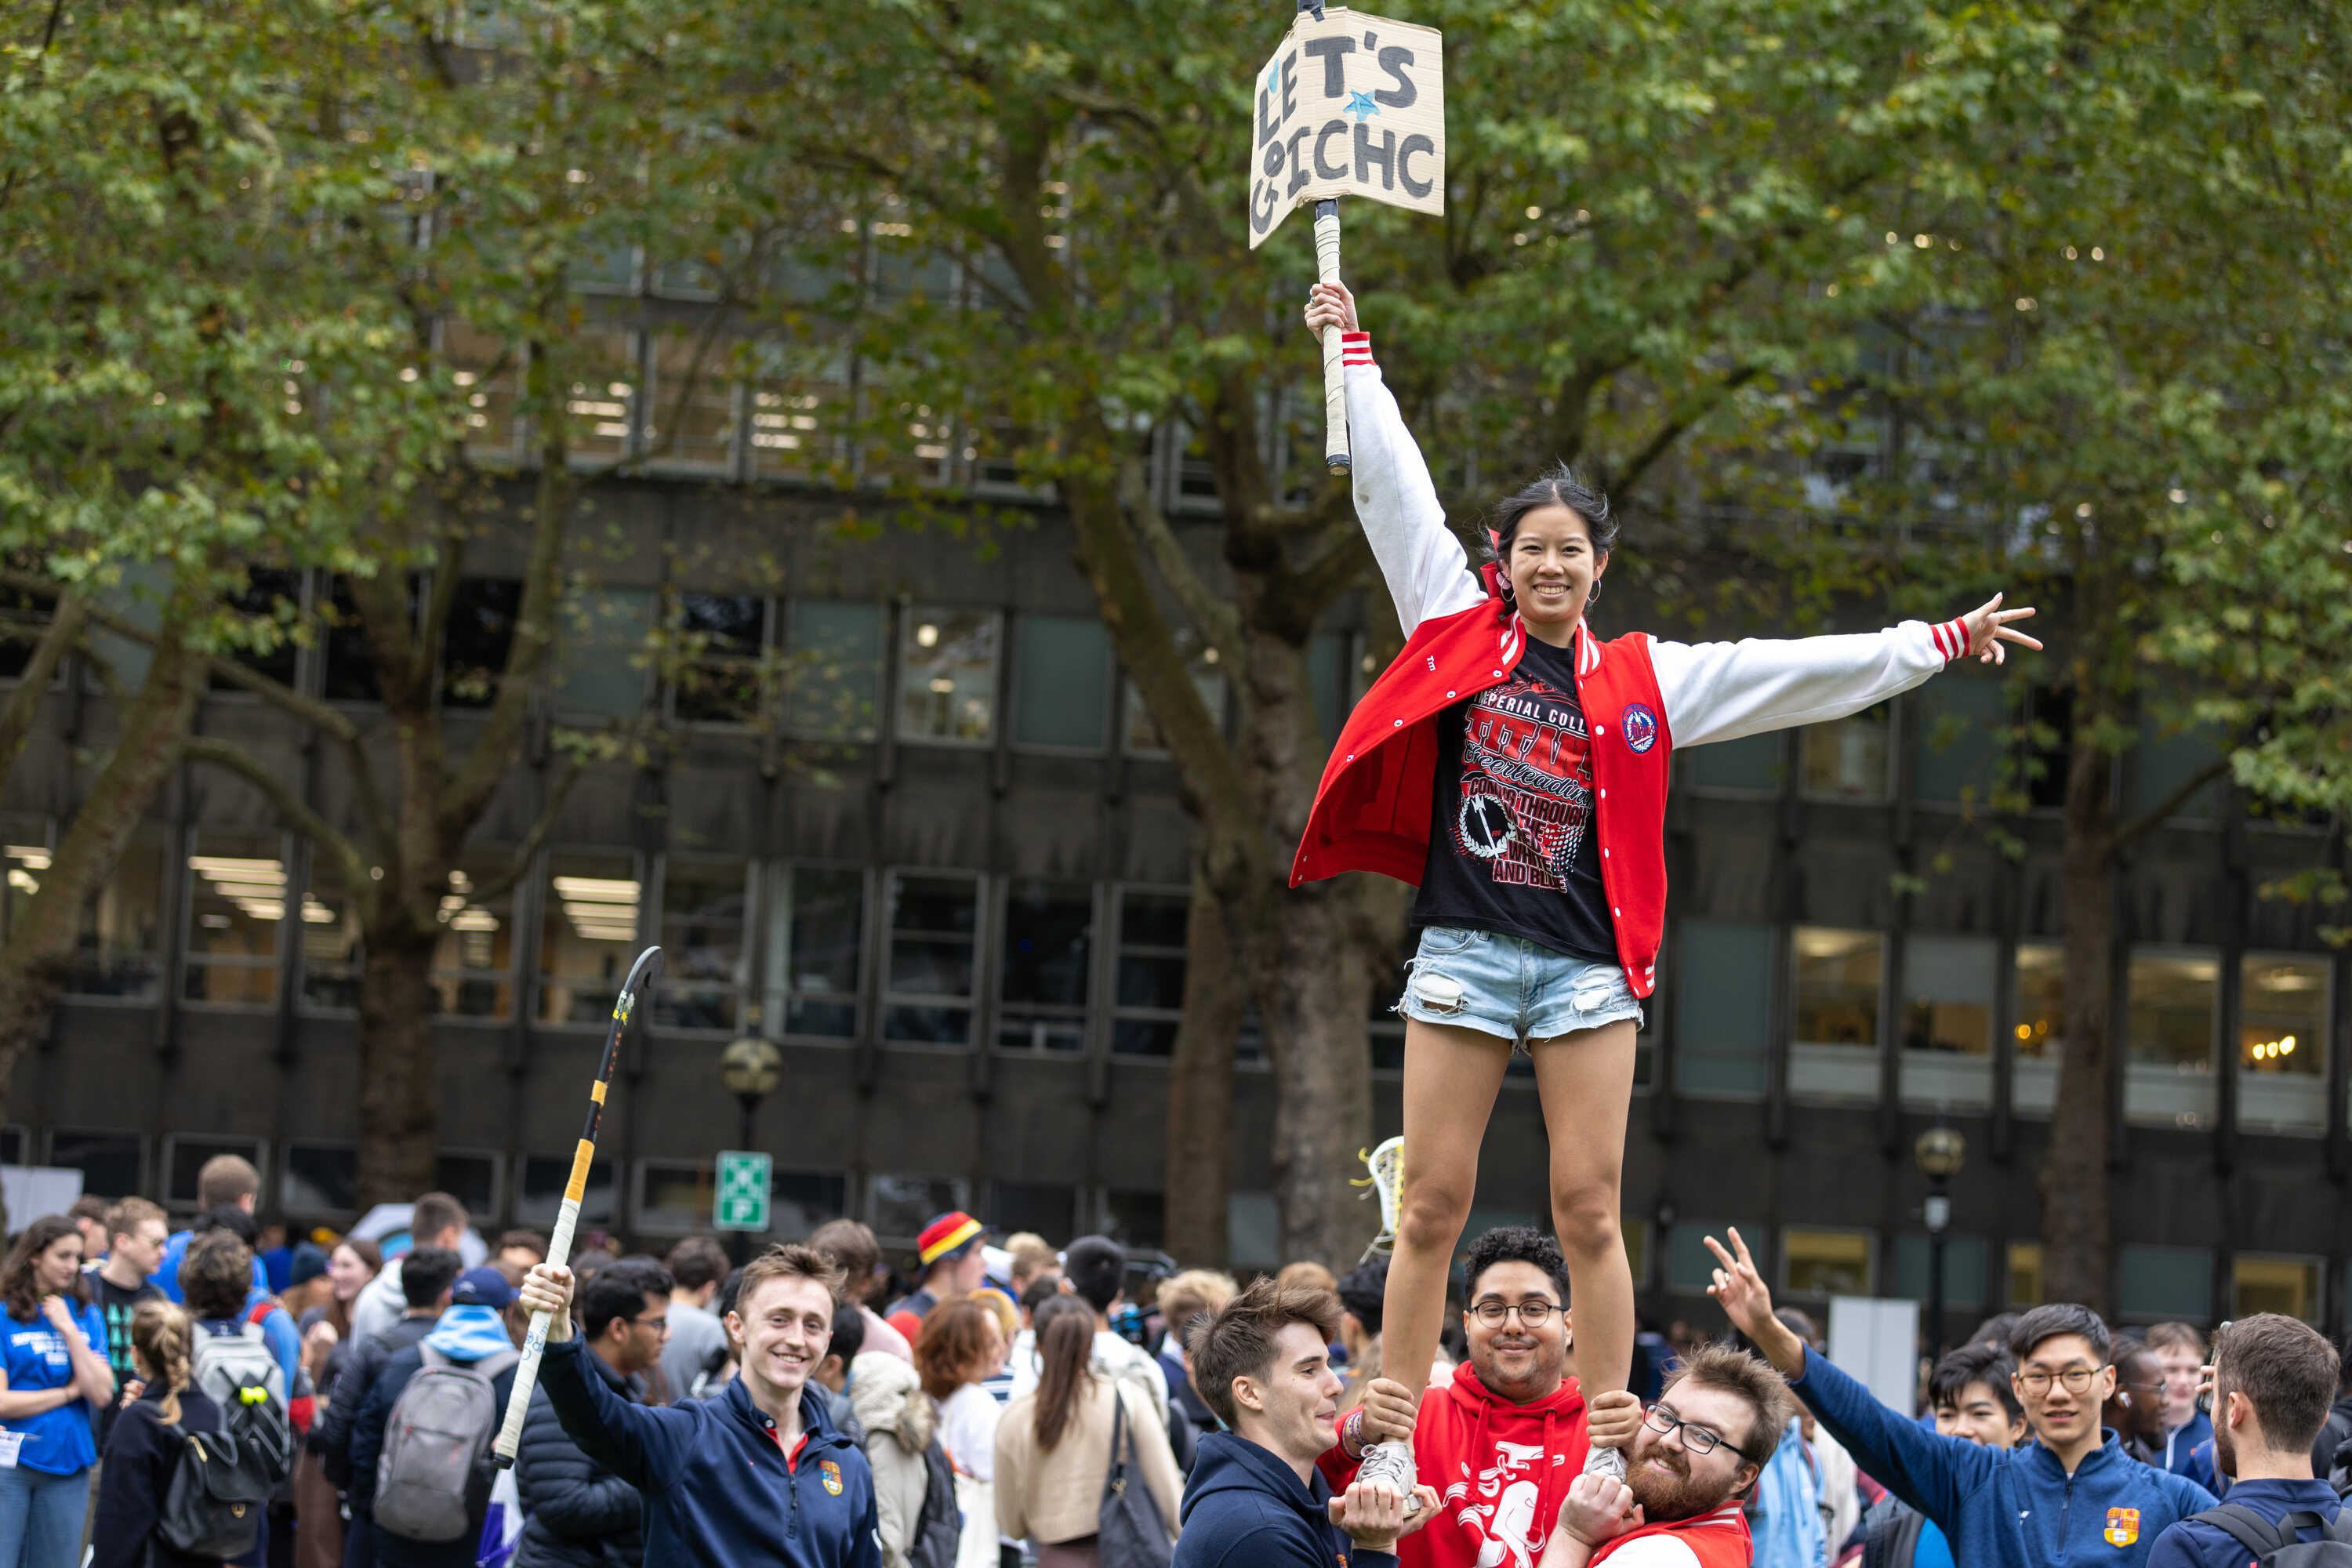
[1358,1136,1405,1263]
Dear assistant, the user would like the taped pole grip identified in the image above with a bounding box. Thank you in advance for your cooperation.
[1314,198,1348,472]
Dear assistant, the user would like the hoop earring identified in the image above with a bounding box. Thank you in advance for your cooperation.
[1585,576,1602,610]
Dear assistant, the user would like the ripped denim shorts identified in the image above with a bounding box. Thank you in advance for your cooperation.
[1394,925,1644,1052]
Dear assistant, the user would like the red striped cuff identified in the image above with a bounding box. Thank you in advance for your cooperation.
[1340,330,1374,367]
[1929,617,1969,662]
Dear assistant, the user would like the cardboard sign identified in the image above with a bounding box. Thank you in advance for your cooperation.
[1247,6,1445,249]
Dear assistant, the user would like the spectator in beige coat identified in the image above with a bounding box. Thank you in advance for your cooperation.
[996,1298,1181,1568]
[849,1350,942,1568]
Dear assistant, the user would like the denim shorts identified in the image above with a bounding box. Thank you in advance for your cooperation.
[1394,925,1644,1051]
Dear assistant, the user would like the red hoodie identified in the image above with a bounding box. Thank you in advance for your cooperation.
[1319,1362,1590,1568]
[1590,1499,1754,1566]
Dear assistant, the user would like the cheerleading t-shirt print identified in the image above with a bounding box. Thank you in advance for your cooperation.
[1411,630,1617,962]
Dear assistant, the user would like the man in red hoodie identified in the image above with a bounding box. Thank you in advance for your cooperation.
[1322,1227,1642,1568]
[1538,1343,1795,1567]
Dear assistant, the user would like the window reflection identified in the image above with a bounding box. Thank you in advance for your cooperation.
[675,593,769,726]
[1799,706,1890,800]
[644,329,738,472]
[764,865,863,1040]
[786,602,883,741]
[998,882,1091,1052]
[656,858,746,1031]
[884,872,978,1044]
[1112,890,1187,1058]
[434,859,515,1020]
[441,578,521,709]
[67,831,164,1000]
[299,857,364,1012]
[183,832,284,1006]
[539,851,640,1025]
[898,609,998,743]
[2125,948,2219,1127]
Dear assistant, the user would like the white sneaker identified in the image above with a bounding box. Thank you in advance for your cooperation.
[1356,1436,1422,1515]
[1582,1442,1627,1481]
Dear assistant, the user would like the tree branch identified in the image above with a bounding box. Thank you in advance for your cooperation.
[183,737,370,894]
[0,595,85,781]
[457,740,609,909]
[2114,753,2237,851]
[1608,364,1764,500]
[1118,454,1242,666]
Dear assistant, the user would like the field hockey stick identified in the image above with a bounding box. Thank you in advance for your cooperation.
[491,943,665,1467]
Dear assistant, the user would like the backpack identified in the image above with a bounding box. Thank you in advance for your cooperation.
[154,1410,284,1559]
[373,1344,521,1544]
[906,1436,960,1568]
[2192,1505,2352,1566]
[190,1320,294,1486]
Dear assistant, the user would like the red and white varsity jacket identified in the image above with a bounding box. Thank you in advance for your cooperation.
[1589,1499,1755,1566]
[1291,332,1973,1001]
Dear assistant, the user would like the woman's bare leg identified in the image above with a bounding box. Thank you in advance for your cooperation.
[1530,1018,1639,1463]
[1377,1017,1515,1414]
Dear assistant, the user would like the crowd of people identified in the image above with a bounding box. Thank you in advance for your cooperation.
[5,1153,2347,1568]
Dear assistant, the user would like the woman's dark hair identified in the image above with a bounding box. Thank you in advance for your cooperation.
[1488,463,1617,589]
[1,1215,88,1320]
[1031,1294,1098,1452]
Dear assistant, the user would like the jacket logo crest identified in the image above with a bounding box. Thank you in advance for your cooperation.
[821,1457,844,1495]
[1621,702,1659,754]
[2103,1506,2139,1547]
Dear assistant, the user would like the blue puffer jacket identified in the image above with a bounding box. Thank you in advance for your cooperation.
[539,1337,880,1568]
[1791,1345,2216,1567]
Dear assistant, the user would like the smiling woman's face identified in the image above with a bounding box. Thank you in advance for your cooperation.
[1504,505,1604,633]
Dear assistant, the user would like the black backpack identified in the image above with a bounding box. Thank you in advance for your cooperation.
[155,1406,289,1559]
[2191,1505,2352,1566]
[902,1436,960,1568]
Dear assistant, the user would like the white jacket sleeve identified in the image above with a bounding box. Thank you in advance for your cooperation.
[1650,615,1971,750]
[1341,333,1486,633]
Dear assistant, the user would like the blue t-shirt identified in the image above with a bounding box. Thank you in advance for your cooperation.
[1913,1519,1957,1568]
[151,1230,269,1305]
[0,1300,107,1475]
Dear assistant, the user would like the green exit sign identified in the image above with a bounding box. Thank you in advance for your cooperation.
[713,1150,771,1232]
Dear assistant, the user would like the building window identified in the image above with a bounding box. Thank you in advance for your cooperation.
[786,601,884,741]
[1668,1224,1764,1293]
[749,344,850,482]
[2023,687,2073,811]
[434,1152,503,1222]
[897,608,1000,744]
[2012,942,2065,1116]
[1889,1234,1990,1309]
[1799,706,1891,801]
[2006,1243,2044,1308]
[1112,889,1189,1058]
[990,1183,1080,1242]
[517,1154,616,1229]
[299,856,364,1013]
[1674,732,1783,795]
[673,593,771,726]
[763,865,863,1040]
[1789,927,1882,1104]
[433,860,516,1020]
[282,1145,358,1216]
[644,328,739,473]
[441,578,522,709]
[441,321,522,462]
[0,829,42,944]
[1011,616,1112,752]
[1104,1190,1166,1250]
[554,589,653,718]
[2129,717,2225,823]
[321,575,397,703]
[165,1136,265,1210]
[2234,1254,2321,1323]
[1675,921,1771,1098]
[538,851,642,1025]
[2125,949,2220,1128]
[868,1174,967,1243]
[561,329,640,462]
[2118,1245,2213,1323]
[1911,678,2007,805]
[49,1131,144,1201]
[183,831,285,1007]
[2242,954,2328,1135]
[211,569,303,691]
[1899,935,1997,1109]
[1123,652,1227,757]
[996,882,1093,1052]
[883,872,979,1045]
[656,858,750,1032]
[1782,1229,1874,1297]
[66,829,165,1001]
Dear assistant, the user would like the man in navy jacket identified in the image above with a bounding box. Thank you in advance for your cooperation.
[1174,1276,1436,1568]
[521,1244,880,1568]
[1705,1229,2215,1567]
[2148,1314,2350,1566]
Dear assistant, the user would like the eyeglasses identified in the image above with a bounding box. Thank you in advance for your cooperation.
[2018,1367,2099,1396]
[1469,1298,1559,1328]
[1643,1406,1744,1459]
[633,1316,668,1334]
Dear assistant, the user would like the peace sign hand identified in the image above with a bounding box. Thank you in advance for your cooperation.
[1701,1229,1774,1340]
[1959,593,2042,666]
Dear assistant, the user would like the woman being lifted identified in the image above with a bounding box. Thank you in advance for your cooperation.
[1295,281,2038,1498]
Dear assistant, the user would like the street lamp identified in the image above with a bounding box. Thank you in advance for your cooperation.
[720,1035,783,1262]
[1915,1126,1967,1357]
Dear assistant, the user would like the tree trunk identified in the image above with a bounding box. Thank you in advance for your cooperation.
[1255,879,1379,1269]
[2040,728,2118,1316]
[1162,858,1246,1266]
[355,924,441,1204]
[0,605,205,1230]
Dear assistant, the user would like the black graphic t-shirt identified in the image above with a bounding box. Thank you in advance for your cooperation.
[89,1269,163,1447]
[1411,632,1617,962]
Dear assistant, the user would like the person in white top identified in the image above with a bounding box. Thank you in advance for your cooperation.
[916,1296,1007,1568]
[1011,1237,1171,1432]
